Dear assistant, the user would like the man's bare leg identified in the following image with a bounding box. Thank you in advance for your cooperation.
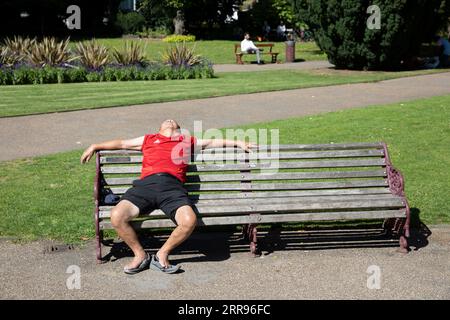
[156,205,197,267]
[110,200,144,269]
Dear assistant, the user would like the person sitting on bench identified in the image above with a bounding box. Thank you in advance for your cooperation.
[241,32,263,64]
[80,119,255,274]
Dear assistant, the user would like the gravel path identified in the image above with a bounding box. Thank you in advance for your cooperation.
[1,225,449,299]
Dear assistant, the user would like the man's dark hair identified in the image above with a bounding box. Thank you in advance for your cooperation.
[244,32,250,37]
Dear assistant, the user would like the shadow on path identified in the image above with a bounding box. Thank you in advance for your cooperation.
[102,213,432,264]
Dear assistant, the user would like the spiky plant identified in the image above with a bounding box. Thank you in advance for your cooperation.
[0,46,25,67]
[162,43,202,67]
[3,36,36,56]
[112,41,147,66]
[75,40,110,69]
[28,37,75,67]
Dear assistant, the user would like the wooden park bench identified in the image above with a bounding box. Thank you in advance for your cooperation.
[234,43,279,64]
[93,142,410,263]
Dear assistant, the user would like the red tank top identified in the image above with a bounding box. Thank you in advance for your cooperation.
[140,133,196,183]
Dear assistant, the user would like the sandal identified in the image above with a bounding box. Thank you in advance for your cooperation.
[150,254,181,274]
[123,253,151,275]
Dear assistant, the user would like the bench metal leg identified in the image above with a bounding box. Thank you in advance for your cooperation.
[247,224,259,256]
[383,217,410,253]
[96,230,104,263]
[399,210,411,253]
[242,224,249,241]
[383,143,411,254]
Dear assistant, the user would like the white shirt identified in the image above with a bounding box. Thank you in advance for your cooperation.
[241,39,258,52]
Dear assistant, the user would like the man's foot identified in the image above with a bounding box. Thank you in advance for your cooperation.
[150,254,180,274]
[123,252,150,275]
[155,250,170,268]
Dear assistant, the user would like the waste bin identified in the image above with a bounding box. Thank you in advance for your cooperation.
[285,40,295,63]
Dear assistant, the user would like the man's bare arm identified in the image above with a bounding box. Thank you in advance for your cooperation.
[80,136,145,164]
[196,139,257,152]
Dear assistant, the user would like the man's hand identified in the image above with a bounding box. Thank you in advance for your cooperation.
[238,141,258,153]
[80,145,96,164]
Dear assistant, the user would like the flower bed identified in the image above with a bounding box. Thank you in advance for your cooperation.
[0,37,214,85]
[0,61,214,85]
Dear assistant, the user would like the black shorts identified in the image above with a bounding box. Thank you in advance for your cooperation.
[120,173,192,221]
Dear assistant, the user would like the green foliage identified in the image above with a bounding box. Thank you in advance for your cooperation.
[162,34,196,43]
[272,0,295,24]
[136,26,171,39]
[112,41,148,66]
[292,0,450,70]
[115,11,146,35]
[27,37,76,67]
[75,40,110,69]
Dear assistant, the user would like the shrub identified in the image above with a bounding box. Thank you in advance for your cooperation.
[0,60,214,85]
[136,26,170,39]
[292,0,450,70]
[2,36,36,56]
[0,47,25,67]
[115,12,146,35]
[112,41,147,66]
[162,34,196,43]
[162,42,202,66]
[27,37,76,67]
[75,40,110,69]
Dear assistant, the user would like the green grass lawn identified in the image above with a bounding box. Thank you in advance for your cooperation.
[80,39,327,64]
[0,68,447,117]
[1,95,449,243]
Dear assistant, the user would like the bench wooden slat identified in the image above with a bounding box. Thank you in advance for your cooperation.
[109,179,388,194]
[186,188,392,200]
[99,194,402,218]
[100,159,386,174]
[100,149,384,164]
[192,194,400,206]
[98,142,384,156]
[103,169,387,185]
[99,209,407,229]
[102,196,404,215]
[105,187,391,199]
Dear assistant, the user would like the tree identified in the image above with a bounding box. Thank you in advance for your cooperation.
[139,0,242,38]
[291,0,450,70]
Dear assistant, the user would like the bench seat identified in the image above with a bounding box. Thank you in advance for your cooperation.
[234,43,279,64]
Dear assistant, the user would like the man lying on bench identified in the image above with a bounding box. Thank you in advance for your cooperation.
[81,119,255,274]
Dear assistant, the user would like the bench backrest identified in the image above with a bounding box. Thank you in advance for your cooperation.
[96,142,392,206]
[234,43,274,53]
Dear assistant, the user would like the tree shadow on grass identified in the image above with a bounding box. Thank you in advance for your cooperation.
[101,210,432,265]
